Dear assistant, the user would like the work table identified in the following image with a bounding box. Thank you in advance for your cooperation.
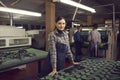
[40,58,120,80]
[0,48,48,73]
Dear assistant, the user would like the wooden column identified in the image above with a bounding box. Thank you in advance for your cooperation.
[87,15,92,25]
[45,0,55,51]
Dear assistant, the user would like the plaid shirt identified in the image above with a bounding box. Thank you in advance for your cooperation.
[48,29,74,69]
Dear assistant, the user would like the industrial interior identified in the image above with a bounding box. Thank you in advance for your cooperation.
[0,0,120,80]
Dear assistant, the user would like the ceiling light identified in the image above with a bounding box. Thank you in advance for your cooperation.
[0,7,42,17]
[53,0,96,13]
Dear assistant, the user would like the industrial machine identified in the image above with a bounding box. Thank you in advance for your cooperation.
[0,25,31,49]
[0,25,47,73]
[26,29,45,50]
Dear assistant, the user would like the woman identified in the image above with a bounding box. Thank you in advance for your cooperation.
[40,16,79,77]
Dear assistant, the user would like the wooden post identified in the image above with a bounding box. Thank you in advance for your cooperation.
[87,15,92,26]
[45,0,55,51]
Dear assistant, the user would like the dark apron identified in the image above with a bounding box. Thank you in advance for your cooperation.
[40,42,67,77]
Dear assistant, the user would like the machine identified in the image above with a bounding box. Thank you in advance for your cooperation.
[0,25,48,73]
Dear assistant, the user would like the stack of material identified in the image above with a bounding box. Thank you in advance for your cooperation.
[40,58,120,80]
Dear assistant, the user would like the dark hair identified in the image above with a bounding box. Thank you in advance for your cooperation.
[93,23,98,29]
[76,24,83,29]
[55,16,65,23]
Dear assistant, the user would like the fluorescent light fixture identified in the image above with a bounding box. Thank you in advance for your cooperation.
[53,0,96,13]
[0,7,42,17]
[16,26,23,28]
[97,29,103,30]
[73,23,80,26]
[82,28,92,31]
[82,28,103,31]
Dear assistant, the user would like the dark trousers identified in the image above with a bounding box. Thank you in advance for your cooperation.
[117,46,120,60]
[74,41,82,62]
[89,42,98,57]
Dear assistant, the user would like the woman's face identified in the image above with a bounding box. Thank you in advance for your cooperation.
[55,19,66,31]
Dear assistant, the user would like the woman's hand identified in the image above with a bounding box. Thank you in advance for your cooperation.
[48,68,58,76]
[71,61,80,65]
